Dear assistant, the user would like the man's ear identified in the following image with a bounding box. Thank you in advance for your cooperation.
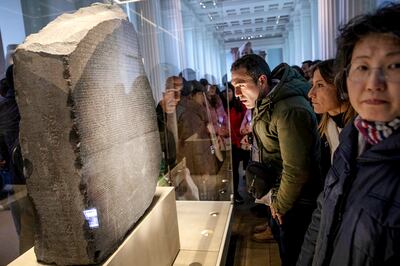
[258,75,268,88]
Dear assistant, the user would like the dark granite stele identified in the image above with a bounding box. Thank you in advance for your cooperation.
[14,4,161,265]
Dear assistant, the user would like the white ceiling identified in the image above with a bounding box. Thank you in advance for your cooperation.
[184,0,297,43]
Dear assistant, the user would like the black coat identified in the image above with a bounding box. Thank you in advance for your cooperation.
[297,122,400,266]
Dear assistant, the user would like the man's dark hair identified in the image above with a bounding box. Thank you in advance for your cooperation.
[189,80,205,96]
[199,78,209,87]
[336,3,400,93]
[302,60,313,66]
[311,60,322,66]
[231,54,272,86]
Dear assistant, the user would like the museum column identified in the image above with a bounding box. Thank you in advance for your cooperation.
[338,0,376,25]
[317,0,338,59]
[182,12,196,71]
[133,0,164,102]
[310,0,320,60]
[282,32,289,64]
[160,0,185,71]
[287,23,295,65]
[297,0,312,62]
[292,13,302,65]
[217,37,226,82]
[215,34,226,83]
[317,0,377,60]
[203,30,224,83]
[195,26,207,80]
[204,30,214,81]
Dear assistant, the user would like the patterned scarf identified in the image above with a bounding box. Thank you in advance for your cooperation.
[354,116,400,145]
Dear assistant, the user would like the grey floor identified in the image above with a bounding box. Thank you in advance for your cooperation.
[0,209,19,266]
[227,165,281,266]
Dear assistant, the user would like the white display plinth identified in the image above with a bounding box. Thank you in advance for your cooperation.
[9,186,180,266]
[173,201,233,266]
[8,188,233,266]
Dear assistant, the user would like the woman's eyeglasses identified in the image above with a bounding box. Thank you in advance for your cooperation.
[345,63,400,83]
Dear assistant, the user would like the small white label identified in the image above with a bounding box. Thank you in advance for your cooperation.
[83,208,99,229]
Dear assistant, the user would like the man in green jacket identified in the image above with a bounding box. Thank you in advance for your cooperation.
[231,54,321,266]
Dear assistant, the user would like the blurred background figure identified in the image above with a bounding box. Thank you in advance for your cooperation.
[238,41,254,58]
[301,60,313,80]
[205,84,228,139]
[221,83,248,204]
[0,65,23,188]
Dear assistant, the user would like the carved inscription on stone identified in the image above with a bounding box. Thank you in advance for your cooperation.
[13,4,161,265]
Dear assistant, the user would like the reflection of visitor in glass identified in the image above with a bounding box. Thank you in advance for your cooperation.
[205,84,228,137]
[156,76,184,171]
[240,109,253,152]
[220,83,249,204]
[160,76,183,114]
[218,115,224,127]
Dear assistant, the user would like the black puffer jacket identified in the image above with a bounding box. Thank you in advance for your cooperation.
[297,122,400,266]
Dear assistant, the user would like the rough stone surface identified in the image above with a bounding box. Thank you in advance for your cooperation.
[13,4,161,265]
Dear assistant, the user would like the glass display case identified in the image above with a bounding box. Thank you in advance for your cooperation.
[0,1,237,264]
[0,0,382,265]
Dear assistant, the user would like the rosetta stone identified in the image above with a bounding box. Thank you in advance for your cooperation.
[13,4,161,265]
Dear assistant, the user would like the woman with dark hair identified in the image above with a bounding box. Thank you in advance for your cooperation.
[206,84,228,138]
[298,4,400,266]
[308,59,356,166]
[221,83,248,203]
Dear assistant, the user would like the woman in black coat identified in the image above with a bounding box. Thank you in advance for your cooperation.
[297,4,400,266]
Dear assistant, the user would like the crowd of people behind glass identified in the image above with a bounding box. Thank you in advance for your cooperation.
[0,2,399,266]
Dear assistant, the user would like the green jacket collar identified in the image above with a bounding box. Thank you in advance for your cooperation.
[253,63,310,121]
